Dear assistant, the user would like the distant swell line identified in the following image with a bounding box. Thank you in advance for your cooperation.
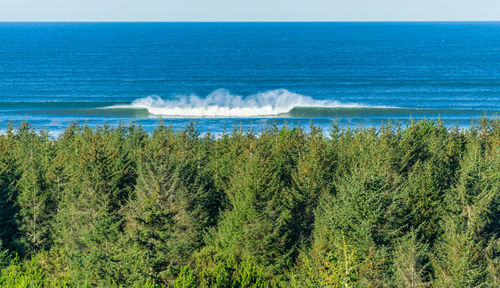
[1,89,496,119]
[105,89,393,117]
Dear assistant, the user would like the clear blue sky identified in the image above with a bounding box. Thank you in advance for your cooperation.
[1,0,499,21]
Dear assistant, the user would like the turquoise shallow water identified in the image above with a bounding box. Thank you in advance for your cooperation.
[0,22,498,133]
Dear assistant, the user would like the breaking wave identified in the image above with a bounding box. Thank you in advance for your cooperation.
[106,89,382,117]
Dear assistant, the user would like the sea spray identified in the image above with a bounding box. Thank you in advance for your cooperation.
[107,89,375,117]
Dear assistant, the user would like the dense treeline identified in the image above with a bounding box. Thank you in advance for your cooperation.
[0,119,498,287]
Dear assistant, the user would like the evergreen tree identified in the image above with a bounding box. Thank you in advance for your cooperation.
[0,124,21,255]
[124,123,223,286]
[52,124,136,286]
[15,126,55,255]
[392,231,429,287]
[198,127,309,281]
[433,124,499,287]
[0,120,496,287]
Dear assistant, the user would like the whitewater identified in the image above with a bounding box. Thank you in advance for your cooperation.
[107,89,381,117]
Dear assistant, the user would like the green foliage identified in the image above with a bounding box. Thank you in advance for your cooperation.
[197,258,268,288]
[0,252,75,288]
[290,232,359,288]
[174,266,196,288]
[0,119,497,287]
[392,231,429,287]
[195,127,317,281]
[432,123,500,288]
[0,257,47,288]
[0,242,9,270]
[123,124,224,286]
[15,125,55,255]
[0,124,21,255]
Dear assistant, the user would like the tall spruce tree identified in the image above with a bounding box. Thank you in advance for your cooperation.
[124,124,223,286]
[52,124,137,286]
[433,124,499,287]
[0,125,20,255]
[197,127,310,283]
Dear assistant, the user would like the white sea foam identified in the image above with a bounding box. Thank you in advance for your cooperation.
[108,89,375,117]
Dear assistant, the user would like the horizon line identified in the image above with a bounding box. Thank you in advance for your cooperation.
[1,20,500,23]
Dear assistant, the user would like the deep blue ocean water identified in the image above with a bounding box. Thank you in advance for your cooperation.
[0,22,499,134]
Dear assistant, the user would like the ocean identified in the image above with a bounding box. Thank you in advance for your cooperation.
[0,22,499,134]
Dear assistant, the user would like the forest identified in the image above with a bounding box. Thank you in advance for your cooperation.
[0,119,498,287]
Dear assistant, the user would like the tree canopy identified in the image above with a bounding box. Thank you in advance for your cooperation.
[0,119,498,287]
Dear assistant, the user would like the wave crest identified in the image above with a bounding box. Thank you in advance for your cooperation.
[108,89,372,117]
